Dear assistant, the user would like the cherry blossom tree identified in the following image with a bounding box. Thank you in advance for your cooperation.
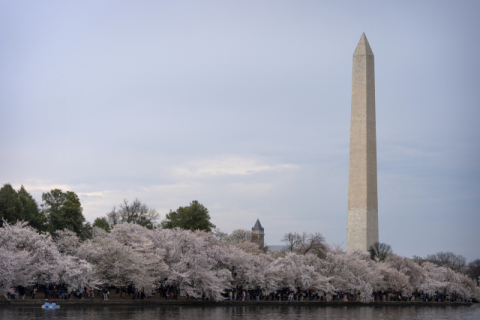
[0,247,33,297]
[55,228,80,255]
[222,244,276,292]
[418,262,480,298]
[377,264,412,295]
[318,248,382,302]
[2,221,479,302]
[0,221,96,294]
[384,254,424,290]
[77,224,168,294]
[149,228,231,300]
[270,252,335,293]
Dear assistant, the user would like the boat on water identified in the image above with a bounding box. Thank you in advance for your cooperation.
[42,300,60,309]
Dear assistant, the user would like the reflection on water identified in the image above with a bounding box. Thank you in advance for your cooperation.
[1,304,479,320]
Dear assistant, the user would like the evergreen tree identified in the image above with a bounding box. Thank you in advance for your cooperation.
[93,217,111,232]
[0,184,48,232]
[42,189,87,239]
[161,200,215,232]
[17,186,47,231]
[0,184,22,227]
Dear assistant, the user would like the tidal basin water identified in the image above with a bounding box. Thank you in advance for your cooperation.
[1,304,479,320]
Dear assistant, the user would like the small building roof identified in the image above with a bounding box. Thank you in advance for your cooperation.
[252,219,264,231]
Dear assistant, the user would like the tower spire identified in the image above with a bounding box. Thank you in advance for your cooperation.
[251,219,265,247]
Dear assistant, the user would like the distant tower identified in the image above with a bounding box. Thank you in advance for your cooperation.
[346,33,379,252]
[251,219,265,247]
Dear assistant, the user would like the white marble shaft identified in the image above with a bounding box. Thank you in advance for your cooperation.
[346,33,379,252]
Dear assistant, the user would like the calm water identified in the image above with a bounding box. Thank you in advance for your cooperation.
[1,304,479,320]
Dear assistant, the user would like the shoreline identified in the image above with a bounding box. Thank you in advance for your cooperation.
[0,300,474,307]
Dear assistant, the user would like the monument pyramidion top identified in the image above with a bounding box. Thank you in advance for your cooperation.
[354,32,373,56]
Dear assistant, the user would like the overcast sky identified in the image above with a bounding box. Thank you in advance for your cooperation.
[1,0,479,261]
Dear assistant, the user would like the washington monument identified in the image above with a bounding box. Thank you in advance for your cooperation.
[346,33,379,252]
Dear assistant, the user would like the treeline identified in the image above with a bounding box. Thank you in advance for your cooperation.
[1,221,479,302]
[0,184,87,237]
[1,183,479,301]
[413,252,480,285]
[0,183,215,240]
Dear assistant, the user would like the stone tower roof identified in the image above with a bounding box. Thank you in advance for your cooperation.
[252,219,264,231]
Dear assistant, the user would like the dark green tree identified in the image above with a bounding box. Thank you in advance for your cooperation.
[93,217,111,232]
[161,200,215,232]
[42,189,87,239]
[17,186,47,231]
[0,184,23,227]
[80,222,93,240]
[135,215,157,229]
[0,184,48,231]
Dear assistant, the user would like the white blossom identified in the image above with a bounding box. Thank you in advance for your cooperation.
[1,221,478,302]
[0,221,96,295]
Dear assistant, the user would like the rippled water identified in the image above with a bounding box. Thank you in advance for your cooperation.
[1,304,479,320]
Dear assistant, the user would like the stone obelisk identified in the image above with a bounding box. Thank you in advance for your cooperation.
[346,33,379,252]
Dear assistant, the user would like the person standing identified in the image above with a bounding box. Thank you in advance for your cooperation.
[32,287,37,299]
[19,286,26,300]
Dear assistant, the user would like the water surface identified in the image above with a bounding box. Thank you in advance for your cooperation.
[1,304,479,320]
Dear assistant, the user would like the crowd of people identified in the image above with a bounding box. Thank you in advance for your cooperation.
[5,284,474,304]
[223,288,474,303]
[5,284,112,301]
